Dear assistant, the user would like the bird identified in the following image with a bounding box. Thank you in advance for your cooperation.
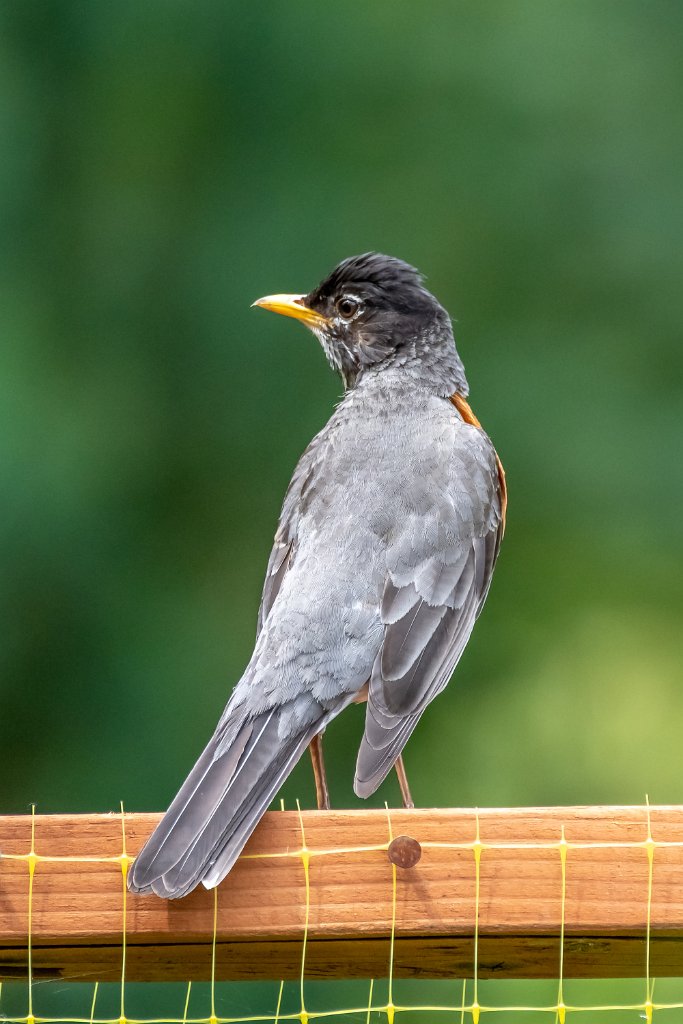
[128,252,506,899]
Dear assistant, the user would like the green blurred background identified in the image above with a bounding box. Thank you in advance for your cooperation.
[3,1,683,830]
[2,2,683,1021]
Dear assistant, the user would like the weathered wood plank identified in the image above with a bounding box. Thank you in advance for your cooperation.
[1,806,683,980]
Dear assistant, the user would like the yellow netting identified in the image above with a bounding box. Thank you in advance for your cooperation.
[2,802,683,1023]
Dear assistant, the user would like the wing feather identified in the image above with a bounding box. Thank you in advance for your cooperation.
[355,414,504,799]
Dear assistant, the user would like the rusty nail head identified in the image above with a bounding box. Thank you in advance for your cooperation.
[387,834,422,869]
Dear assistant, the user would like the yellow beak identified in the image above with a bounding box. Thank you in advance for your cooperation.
[252,293,329,330]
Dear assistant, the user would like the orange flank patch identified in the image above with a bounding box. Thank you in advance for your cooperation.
[450,393,507,534]
[450,393,482,429]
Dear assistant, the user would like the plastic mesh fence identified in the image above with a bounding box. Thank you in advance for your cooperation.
[2,803,683,1023]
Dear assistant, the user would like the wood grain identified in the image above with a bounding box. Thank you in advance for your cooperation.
[2,806,683,981]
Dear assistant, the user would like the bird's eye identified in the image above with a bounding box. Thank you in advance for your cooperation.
[336,296,360,319]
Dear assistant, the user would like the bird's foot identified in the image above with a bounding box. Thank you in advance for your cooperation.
[395,754,414,809]
[309,733,331,810]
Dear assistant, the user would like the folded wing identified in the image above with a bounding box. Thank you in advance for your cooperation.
[355,422,504,797]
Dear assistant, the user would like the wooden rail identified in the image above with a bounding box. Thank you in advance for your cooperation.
[2,806,683,982]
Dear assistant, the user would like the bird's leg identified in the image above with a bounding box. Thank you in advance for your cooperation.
[309,732,331,810]
[395,754,414,809]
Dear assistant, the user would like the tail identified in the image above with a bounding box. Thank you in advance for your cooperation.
[128,703,322,898]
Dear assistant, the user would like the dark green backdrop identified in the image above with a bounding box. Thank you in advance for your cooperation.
[3,1,683,822]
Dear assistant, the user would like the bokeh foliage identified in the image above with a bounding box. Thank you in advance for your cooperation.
[2,0,682,824]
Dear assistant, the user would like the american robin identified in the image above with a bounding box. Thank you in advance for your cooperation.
[128,253,506,898]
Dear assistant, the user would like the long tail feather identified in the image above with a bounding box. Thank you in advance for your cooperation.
[128,704,321,898]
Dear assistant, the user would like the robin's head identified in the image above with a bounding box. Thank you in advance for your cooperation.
[253,252,467,394]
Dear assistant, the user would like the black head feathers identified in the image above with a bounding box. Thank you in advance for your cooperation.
[306,252,435,317]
